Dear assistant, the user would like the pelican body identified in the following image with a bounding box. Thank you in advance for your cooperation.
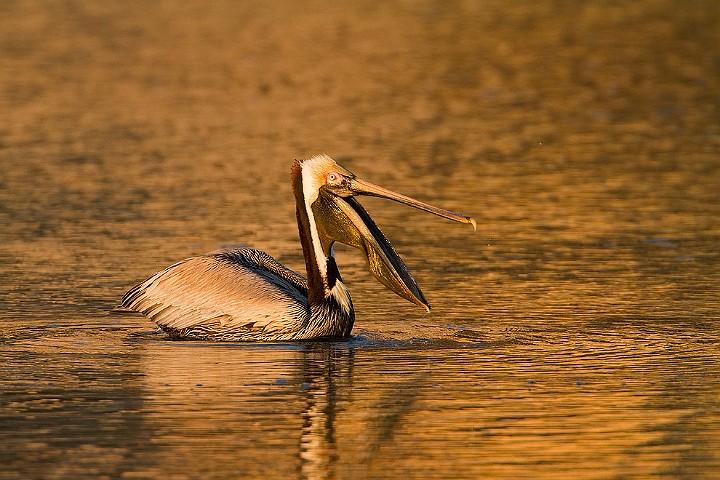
[121,155,475,341]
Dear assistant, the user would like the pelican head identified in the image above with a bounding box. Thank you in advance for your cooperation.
[292,154,475,312]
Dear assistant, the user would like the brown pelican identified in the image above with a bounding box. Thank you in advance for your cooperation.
[121,154,475,341]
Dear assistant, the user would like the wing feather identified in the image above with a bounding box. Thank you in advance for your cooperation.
[121,248,309,336]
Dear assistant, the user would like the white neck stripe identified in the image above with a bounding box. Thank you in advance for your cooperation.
[301,164,329,287]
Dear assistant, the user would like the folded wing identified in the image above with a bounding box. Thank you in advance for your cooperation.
[121,248,310,339]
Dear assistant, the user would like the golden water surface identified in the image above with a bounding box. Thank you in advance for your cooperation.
[1,1,719,478]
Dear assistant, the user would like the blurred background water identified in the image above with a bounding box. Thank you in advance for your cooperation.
[1,1,719,478]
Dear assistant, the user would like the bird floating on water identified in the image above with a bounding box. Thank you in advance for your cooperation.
[120,154,476,341]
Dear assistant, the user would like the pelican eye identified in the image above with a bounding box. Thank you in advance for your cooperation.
[326,172,344,186]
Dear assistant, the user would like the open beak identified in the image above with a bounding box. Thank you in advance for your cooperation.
[348,178,477,231]
[313,175,475,311]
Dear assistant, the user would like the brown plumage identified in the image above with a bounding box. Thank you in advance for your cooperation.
[120,154,475,341]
